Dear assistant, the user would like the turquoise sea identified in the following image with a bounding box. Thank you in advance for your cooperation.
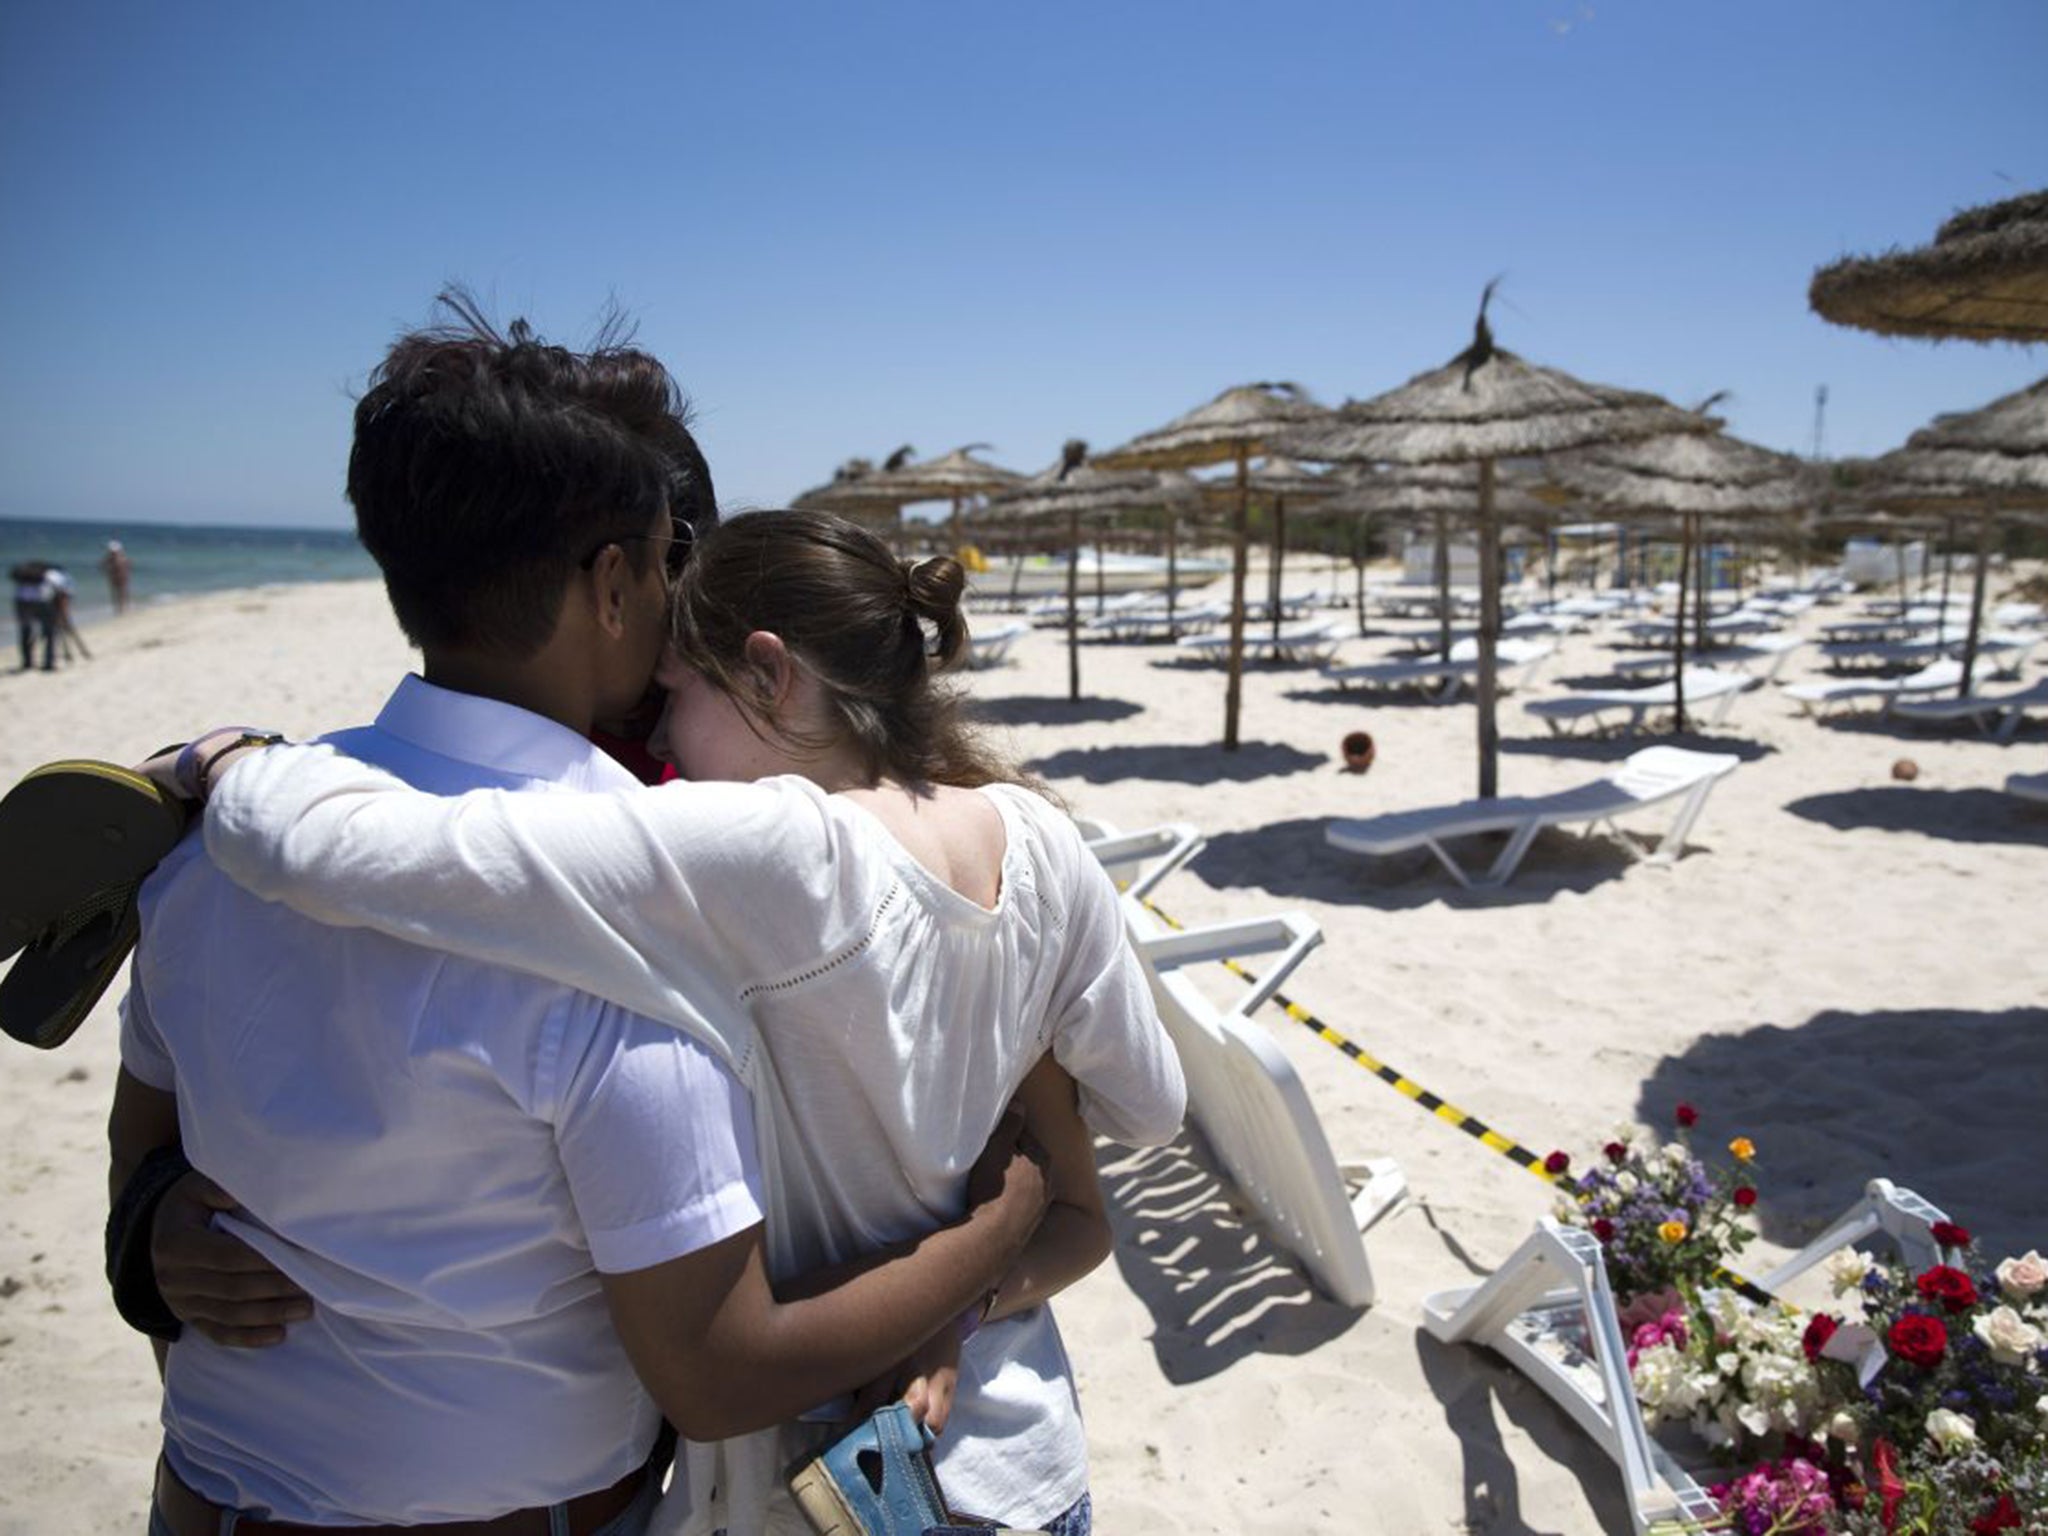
[2,516,377,628]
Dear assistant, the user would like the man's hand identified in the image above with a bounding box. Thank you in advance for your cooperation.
[153,1172,312,1347]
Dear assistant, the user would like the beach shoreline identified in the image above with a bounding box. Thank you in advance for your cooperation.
[3,568,2043,1535]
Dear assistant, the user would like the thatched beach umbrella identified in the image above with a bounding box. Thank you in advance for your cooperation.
[1092,383,1335,749]
[848,444,1026,549]
[1856,376,2048,692]
[1285,287,1712,798]
[1810,189,2048,344]
[792,453,918,532]
[982,443,1195,702]
[1546,423,1815,727]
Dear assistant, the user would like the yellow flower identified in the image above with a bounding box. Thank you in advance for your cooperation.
[1729,1137,1756,1163]
[1659,1220,1688,1244]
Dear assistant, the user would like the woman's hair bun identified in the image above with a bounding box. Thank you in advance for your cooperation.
[904,555,968,667]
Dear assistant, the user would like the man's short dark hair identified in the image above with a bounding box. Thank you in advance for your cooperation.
[348,289,715,656]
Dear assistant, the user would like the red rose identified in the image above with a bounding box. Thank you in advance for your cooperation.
[1732,1186,1757,1208]
[1603,1141,1628,1164]
[1674,1102,1699,1128]
[1972,1493,2022,1534]
[1915,1265,1979,1315]
[1931,1220,1971,1249]
[1802,1313,1838,1363]
[1544,1150,1571,1176]
[1888,1313,1948,1369]
[1592,1218,1615,1243]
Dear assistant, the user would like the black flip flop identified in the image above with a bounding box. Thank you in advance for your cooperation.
[0,761,192,1049]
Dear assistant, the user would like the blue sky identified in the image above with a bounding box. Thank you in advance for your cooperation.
[1,2,2043,528]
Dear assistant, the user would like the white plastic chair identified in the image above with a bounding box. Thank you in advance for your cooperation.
[1081,822,1406,1309]
[1522,668,1755,738]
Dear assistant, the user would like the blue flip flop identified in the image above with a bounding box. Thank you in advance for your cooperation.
[0,760,191,1048]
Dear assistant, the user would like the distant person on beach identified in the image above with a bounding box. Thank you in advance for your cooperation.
[11,560,57,671]
[178,507,1183,1534]
[101,539,132,613]
[102,299,1056,1536]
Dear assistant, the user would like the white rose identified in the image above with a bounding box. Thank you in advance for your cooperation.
[1553,1197,1580,1225]
[1825,1409,1861,1447]
[1662,1144,1692,1171]
[1617,1171,1639,1195]
[1925,1407,1977,1454]
[1973,1304,2044,1365]
[1826,1249,1873,1298]
[1997,1249,2048,1301]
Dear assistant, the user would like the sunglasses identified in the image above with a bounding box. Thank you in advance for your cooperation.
[579,515,697,580]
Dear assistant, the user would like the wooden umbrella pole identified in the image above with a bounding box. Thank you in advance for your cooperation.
[1546,515,1558,608]
[1166,513,1180,622]
[1066,504,1081,703]
[1938,514,1957,618]
[1222,447,1250,750]
[1353,514,1370,638]
[1433,507,1453,661]
[1261,499,1277,643]
[1694,517,1711,652]
[1959,512,1991,697]
[1672,513,1693,732]
[949,496,962,555]
[1476,458,1501,799]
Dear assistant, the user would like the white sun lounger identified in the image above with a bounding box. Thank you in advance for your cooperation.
[1890,676,2048,743]
[1611,634,1804,686]
[1778,658,1963,719]
[1522,667,1755,738]
[1176,618,1344,666]
[1082,823,1407,1309]
[1090,601,1228,641]
[966,621,1028,669]
[2007,770,2048,804]
[1321,637,1557,701]
[1324,745,1739,888]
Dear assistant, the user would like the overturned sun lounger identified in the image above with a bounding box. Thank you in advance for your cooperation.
[1523,667,1755,738]
[1422,1179,1950,1534]
[1889,676,2048,743]
[1083,822,1406,1308]
[1324,746,1740,888]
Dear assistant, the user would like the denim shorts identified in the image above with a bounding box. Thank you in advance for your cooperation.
[147,1466,661,1536]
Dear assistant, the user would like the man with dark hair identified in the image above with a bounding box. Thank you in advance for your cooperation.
[109,297,1046,1535]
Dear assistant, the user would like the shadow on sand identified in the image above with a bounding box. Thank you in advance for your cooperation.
[1499,731,1778,766]
[1182,816,1644,909]
[967,694,1144,728]
[1097,1134,1360,1386]
[1025,741,1325,786]
[1414,1329,1636,1536]
[1784,786,2048,847]
[1638,1008,2048,1261]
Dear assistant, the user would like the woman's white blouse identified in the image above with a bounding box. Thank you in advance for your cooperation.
[205,746,1185,1532]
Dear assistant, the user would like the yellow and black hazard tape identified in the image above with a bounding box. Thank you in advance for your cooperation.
[1138,895,1781,1309]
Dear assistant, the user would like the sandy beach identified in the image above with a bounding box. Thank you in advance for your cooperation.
[2,566,2044,1536]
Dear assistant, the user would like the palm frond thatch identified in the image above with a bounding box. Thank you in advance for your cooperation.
[1091,382,1334,470]
[1809,188,2048,344]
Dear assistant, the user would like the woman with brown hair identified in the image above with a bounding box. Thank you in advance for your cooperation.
[190,508,1184,1536]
